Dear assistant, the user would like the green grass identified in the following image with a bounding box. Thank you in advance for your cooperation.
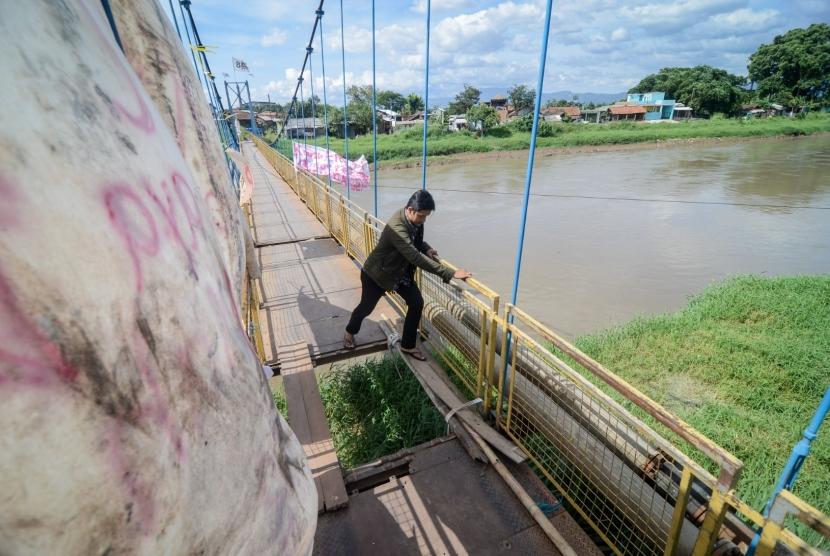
[565,275,830,548]
[318,355,446,468]
[309,113,830,162]
[271,381,287,420]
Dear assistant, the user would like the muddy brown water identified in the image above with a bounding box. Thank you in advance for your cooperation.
[342,135,830,337]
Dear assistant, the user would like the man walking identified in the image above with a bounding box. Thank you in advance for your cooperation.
[344,190,472,360]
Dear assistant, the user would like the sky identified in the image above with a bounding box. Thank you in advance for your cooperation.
[169,0,830,105]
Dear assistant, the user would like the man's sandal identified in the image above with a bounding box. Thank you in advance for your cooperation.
[400,347,427,361]
[343,334,356,350]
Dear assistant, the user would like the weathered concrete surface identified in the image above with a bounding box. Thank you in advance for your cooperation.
[0,2,316,554]
[109,0,248,296]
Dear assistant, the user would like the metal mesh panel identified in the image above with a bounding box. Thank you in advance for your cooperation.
[501,327,685,555]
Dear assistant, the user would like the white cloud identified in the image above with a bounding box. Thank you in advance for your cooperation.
[705,8,779,35]
[260,28,288,47]
[611,27,629,41]
[411,0,475,14]
[434,2,544,51]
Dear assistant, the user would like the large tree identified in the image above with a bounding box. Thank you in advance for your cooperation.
[748,23,830,107]
[629,66,746,116]
[447,83,481,115]
[405,93,424,115]
[508,84,535,115]
[377,90,406,112]
[466,104,499,134]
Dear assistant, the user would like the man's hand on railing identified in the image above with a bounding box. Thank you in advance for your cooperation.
[453,269,472,281]
[426,248,439,260]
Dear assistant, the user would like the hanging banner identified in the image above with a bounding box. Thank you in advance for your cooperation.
[292,142,369,192]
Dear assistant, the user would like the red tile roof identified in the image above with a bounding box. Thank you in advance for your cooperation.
[608,105,646,115]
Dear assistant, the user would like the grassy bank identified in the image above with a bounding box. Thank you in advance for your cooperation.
[286,113,830,163]
[569,275,830,546]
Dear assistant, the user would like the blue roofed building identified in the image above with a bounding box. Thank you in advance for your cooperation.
[626,92,675,120]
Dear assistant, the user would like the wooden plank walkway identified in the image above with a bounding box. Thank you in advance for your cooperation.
[315,438,601,555]
[281,342,348,513]
[244,142,398,364]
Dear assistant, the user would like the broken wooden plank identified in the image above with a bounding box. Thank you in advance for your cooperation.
[378,318,525,464]
[279,342,348,513]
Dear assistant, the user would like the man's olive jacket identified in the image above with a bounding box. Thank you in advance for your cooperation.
[362,208,454,291]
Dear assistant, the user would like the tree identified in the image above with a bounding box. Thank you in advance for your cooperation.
[629,66,747,117]
[748,23,830,107]
[447,83,481,115]
[346,85,374,105]
[466,104,499,135]
[405,93,424,114]
[377,90,406,112]
[508,84,535,115]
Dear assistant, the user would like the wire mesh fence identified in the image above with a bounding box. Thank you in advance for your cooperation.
[251,137,830,556]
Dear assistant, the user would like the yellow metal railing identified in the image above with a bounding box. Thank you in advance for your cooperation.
[251,136,829,556]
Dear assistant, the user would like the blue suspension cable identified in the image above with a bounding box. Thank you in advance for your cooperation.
[420,0,431,190]
[371,0,379,216]
[510,0,553,307]
[317,9,333,190]
[167,0,183,41]
[179,1,210,107]
[339,0,351,199]
[500,0,554,415]
[308,47,321,177]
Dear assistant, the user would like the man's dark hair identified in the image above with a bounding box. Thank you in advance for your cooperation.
[406,190,436,212]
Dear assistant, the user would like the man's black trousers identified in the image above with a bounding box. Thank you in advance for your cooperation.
[346,270,424,350]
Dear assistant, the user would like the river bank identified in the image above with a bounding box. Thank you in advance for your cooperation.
[568,274,830,548]
[282,113,830,167]
[379,131,830,169]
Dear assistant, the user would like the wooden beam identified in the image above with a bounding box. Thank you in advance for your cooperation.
[280,342,348,513]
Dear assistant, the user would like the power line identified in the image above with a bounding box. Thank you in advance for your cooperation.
[375,184,830,211]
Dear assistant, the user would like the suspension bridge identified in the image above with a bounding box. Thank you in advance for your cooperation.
[2,1,828,555]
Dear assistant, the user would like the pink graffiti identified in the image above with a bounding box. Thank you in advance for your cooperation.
[0,268,79,387]
[104,185,160,292]
[106,172,207,290]
[77,0,155,133]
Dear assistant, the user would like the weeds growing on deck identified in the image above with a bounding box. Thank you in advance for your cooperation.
[318,355,446,468]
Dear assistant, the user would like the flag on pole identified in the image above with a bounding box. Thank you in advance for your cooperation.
[232,58,249,73]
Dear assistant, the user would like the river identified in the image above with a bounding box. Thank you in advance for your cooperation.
[344,134,830,337]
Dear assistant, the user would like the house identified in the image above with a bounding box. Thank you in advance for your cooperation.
[672,102,693,120]
[541,106,581,122]
[448,114,467,131]
[741,103,785,118]
[375,108,399,133]
[580,107,608,123]
[608,105,646,121]
[283,117,330,139]
[395,111,425,130]
[625,92,675,120]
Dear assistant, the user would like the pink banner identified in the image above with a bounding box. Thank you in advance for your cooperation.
[292,142,369,192]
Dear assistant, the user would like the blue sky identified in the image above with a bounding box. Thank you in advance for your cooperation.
[170,0,829,104]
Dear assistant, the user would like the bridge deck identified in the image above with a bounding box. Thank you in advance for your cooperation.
[245,143,396,364]
[243,141,600,555]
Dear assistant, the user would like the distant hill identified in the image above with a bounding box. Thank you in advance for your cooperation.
[430,87,627,109]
